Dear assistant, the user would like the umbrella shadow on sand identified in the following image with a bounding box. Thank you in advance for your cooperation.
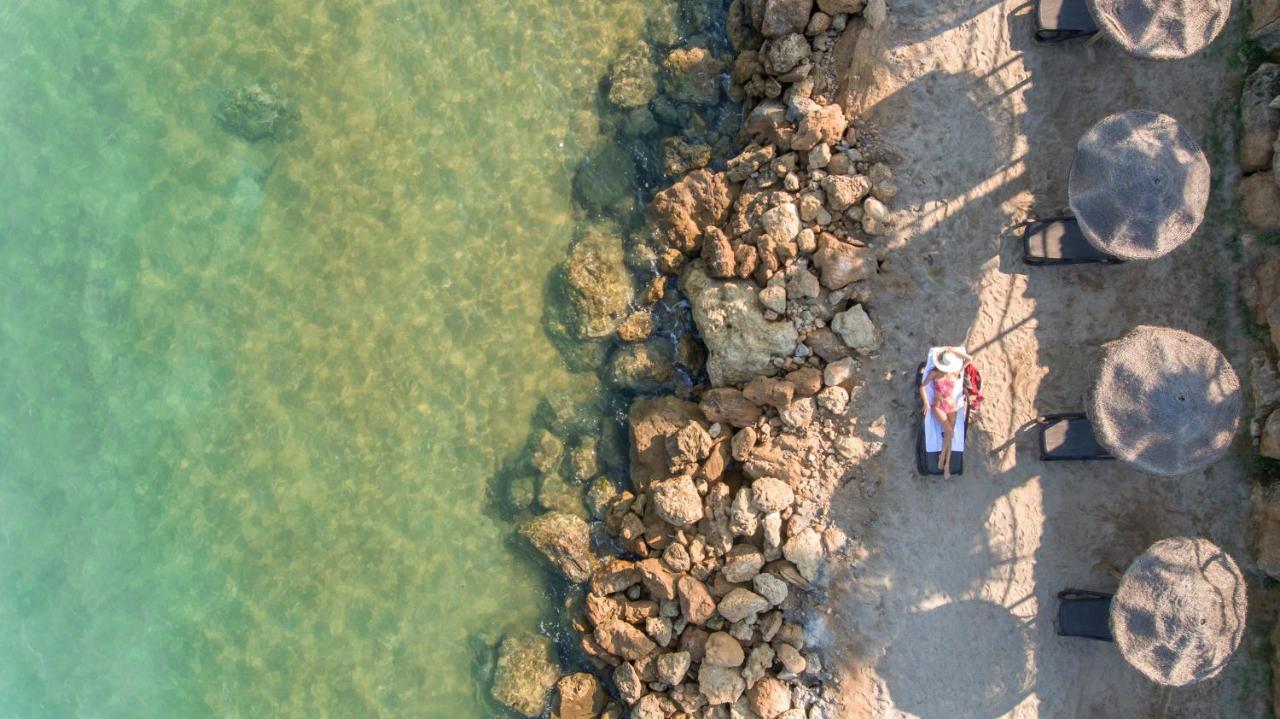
[879,599,1034,719]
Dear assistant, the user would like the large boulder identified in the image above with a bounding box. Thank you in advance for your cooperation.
[700,387,764,427]
[663,47,725,106]
[608,42,659,110]
[491,633,560,717]
[1242,172,1280,231]
[761,0,814,37]
[682,263,800,386]
[1241,64,1280,173]
[595,619,659,660]
[560,221,635,340]
[520,511,596,583]
[629,396,708,489]
[648,169,736,256]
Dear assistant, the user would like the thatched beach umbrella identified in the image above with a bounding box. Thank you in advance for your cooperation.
[1087,0,1231,60]
[1069,110,1209,261]
[1110,537,1246,686]
[1087,326,1240,476]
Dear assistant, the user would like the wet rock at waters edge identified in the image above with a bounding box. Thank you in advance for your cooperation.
[663,136,713,177]
[491,633,560,717]
[216,83,300,141]
[617,309,656,342]
[574,143,638,214]
[520,511,596,583]
[570,436,599,482]
[609,42,659,110]
[663,47,726,106]
[1240,63,1280,173]
[629,396,708,489]
[682,263,800,385]
[831,304,879,352]
[607,340,676,393]
[561,221,635,339]
[557,672,606,719]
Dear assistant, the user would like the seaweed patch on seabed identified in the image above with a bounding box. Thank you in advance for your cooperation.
[487,0,898,715]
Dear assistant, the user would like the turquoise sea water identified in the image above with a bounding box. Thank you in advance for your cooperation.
[0,1,678,715]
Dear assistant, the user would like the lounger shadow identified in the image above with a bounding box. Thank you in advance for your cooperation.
[1035,0,1100,43]
[1037,413,1114,461]
[1055,589,1115,641]
[1022,217,1123,266]
[916,363,967,477]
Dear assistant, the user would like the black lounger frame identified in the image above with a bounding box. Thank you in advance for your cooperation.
[1021,217,1124,266]
[1055,589,1115,642]
[1037,412,1115,461]
[1035,0,1100,43]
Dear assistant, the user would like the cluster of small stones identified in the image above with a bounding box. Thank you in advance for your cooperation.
[502,1,895,717]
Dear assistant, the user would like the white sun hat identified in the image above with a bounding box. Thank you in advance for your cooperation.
[933,349,963,374]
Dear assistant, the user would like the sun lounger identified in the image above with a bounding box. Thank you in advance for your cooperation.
[917,353,967,476]
[1055,589,1115,641]
[1037,413,1115,461]
[1022,217,1123,266]
[1035,0,1099,43]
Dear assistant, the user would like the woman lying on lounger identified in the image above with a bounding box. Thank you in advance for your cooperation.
[920,347,973,479]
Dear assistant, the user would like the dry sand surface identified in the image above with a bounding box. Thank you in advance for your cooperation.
[817,1,1276,716]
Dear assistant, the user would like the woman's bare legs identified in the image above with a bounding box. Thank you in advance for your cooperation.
[937,409,957,479]
[931,406,956,478]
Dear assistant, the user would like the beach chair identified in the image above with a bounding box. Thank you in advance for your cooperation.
[1037,413,1114,461]
[1055,589,1115,641]
[1035,0,1099,43]
[1022,217,1123,266]
[916,352,968,477]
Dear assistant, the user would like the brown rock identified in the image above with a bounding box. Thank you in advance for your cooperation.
[1241,63,1280,173]
[557,673,606,719]
[702,227,737,278]
[637,558,680,600]
[805,327,853,362]
[520,512,596,583]
[591,559,642,595]
[813,233,875,289]
[656,650,692,685]
[698,663,747,705]
[679,626,711,662]
[744,376,796,408]
[786,367,823,397]
[722,544,766,583]
[735,243,760,279]
[677,574,718,624]
[748,676,792,719]
[1242,172,1280,231]
[648,169,735,256]
[743,100,788,146]
[718,587,771,622]
[653,476,705,526]
[698,440,731,482]
[700,387,764,427]
[617,310,655,342]
[791,99,848,152]
[819,174,872,212]
[751,477,796,512]
[761,0,814,37]
[633,693,677,719]
[704,631,746,667]
[667,421,714,467]
[586,593,623,626]
[731,426,759,461]
[595,619,659,661]
[614,662,644,704]
[629,396,707,489]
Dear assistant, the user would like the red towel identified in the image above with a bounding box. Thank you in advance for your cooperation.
[964,363,984,412]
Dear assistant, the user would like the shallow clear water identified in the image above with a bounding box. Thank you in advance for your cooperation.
[0,1,670,715]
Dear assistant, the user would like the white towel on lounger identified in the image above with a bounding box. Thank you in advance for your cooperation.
[922,347,966,453]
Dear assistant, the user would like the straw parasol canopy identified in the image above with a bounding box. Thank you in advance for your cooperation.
[1110,537,1247,686]
[1087,326,1240,476]
[1087,0,1231,60]
[1069,110,1209,261]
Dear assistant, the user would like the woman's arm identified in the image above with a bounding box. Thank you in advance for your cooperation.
[919,370,937,407]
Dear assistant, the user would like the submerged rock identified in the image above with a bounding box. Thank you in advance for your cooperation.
[561,221,636,340]
[216,83,300,141]
[663,47,725,106]
[574,143,638,214]
[491,633,560,717]
[609,42,660,110]
[520,511,596,582]
[607,340,676,393]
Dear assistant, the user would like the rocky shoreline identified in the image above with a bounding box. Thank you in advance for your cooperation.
[494,1,895,716]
